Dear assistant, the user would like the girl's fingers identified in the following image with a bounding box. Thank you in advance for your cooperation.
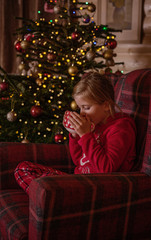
[68,116,79,127]
[70,112,82,124]
[71,112,86,122]
[70,111,81,119]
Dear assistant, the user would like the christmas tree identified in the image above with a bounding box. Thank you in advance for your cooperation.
[0,0,123,143]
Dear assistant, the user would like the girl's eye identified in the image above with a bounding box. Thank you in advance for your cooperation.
[83,106,90,110]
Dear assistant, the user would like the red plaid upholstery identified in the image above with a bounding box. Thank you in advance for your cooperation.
[0,69,151,240]
[114,69,151,174]
[0,142,73,190]
[28,173,151,240]
[0,190,28,240]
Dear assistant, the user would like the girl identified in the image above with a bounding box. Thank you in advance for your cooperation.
[67,71,136,174]
[14,71,136,194]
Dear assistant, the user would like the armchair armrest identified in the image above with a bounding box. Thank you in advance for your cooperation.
[29,172,151,240]
[0,142,73,190]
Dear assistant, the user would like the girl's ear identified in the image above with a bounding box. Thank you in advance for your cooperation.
[103,101,110,112]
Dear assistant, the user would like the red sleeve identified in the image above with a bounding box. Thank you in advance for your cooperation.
[69,133,83,166]
[78,120,136,173]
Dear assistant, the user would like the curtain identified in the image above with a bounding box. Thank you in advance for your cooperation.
[0,0,66,74]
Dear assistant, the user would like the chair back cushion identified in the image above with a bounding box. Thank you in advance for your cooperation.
[114,69,151,175]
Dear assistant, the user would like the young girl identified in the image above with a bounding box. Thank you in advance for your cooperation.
[14,71,136,194]
[67,71,136,174]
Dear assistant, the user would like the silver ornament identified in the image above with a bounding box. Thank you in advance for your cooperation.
[86,50,95,61]
[7,110,17,122]
[54,5,61,14]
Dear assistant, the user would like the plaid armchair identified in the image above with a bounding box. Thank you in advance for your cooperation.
[0,69,151,240]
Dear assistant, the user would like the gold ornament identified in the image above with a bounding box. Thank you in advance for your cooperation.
[20,40,30,49]
[70,100,77,110]
[103,49,114,60]
[18,62,26,71]
[68,65,78,76]
[35,78,44,86]
[87,3,96,12]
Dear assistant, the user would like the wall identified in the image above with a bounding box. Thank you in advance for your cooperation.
[113,0,151,73]
[92,0,151,73]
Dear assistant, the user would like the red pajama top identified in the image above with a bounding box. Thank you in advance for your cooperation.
[69,112,136,174]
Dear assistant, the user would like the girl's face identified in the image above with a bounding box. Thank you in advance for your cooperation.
[74,94,110,125]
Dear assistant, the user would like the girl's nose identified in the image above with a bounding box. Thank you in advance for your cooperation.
[80,110,86,117]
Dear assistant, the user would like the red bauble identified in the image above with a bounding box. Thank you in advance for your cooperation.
[30,105,42,117]
[107,39,117,49]
[0,82,8,91]
[71,31,80,41]
[15,41,22,52]
[55,133,64,143]
[24,33,32,41]
[47,53,56,61]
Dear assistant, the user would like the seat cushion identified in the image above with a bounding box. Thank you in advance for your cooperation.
[0,190,28,240]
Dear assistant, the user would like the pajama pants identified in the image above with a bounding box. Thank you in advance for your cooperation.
[14,161,67,194]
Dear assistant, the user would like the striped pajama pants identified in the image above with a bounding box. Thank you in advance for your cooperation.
[14,161,67,194]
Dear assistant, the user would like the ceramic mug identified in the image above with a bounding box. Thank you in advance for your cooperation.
[63,111,95,134]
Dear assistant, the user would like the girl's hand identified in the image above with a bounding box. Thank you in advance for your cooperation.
[68,112,92,137]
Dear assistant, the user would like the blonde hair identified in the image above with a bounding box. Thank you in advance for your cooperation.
[72,71,120,116]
